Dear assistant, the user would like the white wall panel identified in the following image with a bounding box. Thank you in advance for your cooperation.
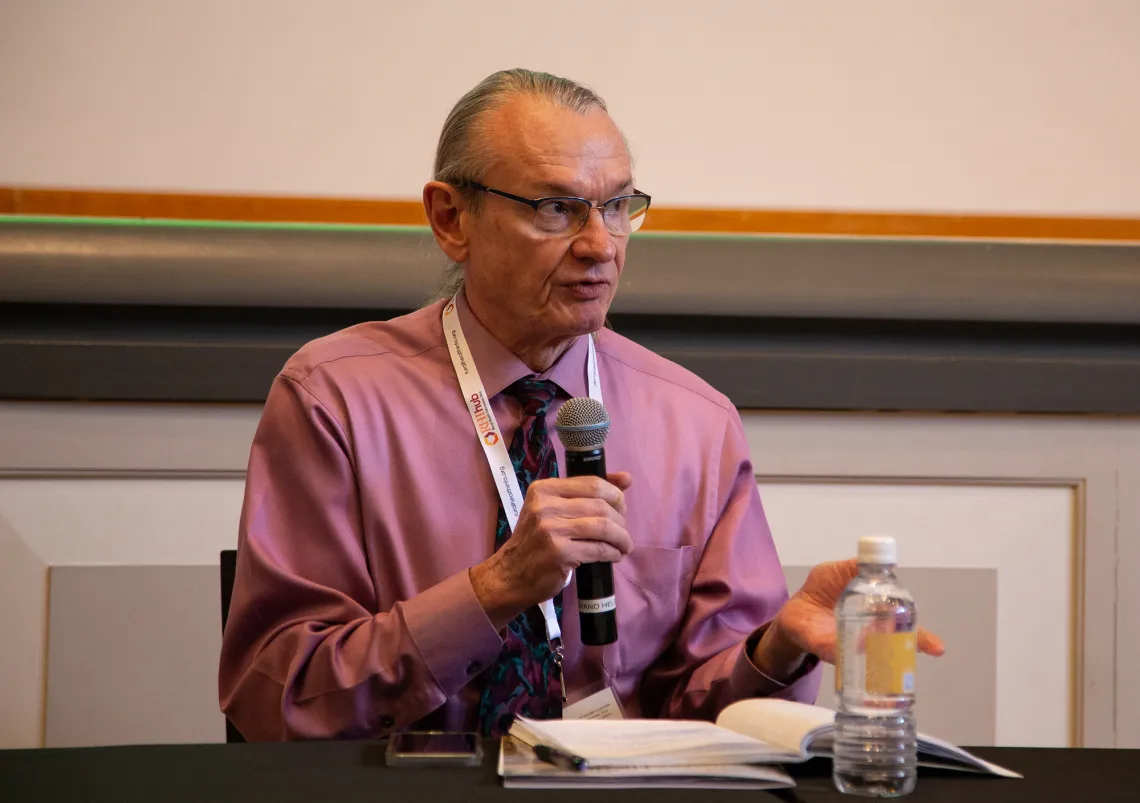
[0,478,243,566]
[762,482,1073,747]
[0,517,49,748]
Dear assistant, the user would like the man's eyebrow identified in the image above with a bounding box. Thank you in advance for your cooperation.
[530,181,584,197]
[610,178,635,195]
[531,178,636,198]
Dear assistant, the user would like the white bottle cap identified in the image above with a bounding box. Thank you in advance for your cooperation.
[858,535,898,565]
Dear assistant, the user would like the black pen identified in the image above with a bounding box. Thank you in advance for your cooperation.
[533,743,589,772]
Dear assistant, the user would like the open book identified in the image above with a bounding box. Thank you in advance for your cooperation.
[498,737,796,790]
[715,699,1022,778]
[501,699,1021,787]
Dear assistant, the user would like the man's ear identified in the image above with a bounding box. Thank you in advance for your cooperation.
[423,182,470,264]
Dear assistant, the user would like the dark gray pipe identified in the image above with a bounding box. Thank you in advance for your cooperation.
[2,219,1139,323]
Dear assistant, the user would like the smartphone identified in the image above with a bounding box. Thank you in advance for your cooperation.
[385,731,483,767]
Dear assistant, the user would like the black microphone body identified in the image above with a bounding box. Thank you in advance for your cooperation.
[564,447,618,646]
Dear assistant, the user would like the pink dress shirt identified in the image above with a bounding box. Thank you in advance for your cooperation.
[219,292,820,740]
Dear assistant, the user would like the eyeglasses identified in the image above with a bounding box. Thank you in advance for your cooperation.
[465,181,652,237]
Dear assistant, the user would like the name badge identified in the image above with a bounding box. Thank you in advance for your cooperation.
[562,686,625,721]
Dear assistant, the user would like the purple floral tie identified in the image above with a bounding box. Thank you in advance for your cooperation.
[477,378,563,737]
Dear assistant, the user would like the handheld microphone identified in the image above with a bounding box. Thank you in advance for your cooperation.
[554,397,617,646]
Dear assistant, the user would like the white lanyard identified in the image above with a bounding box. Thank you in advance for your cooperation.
[443,294,602,643]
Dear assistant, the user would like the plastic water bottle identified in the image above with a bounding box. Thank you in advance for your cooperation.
[833,535,918,797]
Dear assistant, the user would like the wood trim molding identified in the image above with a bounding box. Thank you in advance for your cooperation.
[0,187,428,227]
[0,188,18,215]
[644,207,1140,242]
[4,186,1140,242]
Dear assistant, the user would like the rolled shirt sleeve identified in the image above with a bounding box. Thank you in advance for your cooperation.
[218,373,503,741]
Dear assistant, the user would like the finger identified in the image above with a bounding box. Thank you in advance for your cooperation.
[606,473,632,515]
[607,472,633,491]
[798,558,858,607]
[558,515,633,555]
[564,537,625,566]
[538,476,627,514]
[539,495,628,532]
[917,628,946,657]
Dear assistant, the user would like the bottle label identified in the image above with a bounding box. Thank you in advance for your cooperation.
[865,632,917,695]
[578,596,616,614]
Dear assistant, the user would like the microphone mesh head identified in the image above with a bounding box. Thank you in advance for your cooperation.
[554,397,611,451]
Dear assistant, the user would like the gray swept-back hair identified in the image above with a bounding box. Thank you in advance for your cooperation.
[428,69,611,302]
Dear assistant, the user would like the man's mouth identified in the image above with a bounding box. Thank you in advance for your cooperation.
[564,280,610,299]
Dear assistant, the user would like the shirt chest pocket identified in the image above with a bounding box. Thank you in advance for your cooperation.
[607,544,700,679]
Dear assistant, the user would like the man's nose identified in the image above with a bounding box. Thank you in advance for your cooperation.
[571,207,618,263]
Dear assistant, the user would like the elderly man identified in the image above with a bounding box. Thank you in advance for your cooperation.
[219,68,942,741]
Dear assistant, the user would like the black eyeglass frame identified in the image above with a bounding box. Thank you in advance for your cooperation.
[464,181,652,236]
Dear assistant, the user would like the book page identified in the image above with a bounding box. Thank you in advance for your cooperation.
[510,717,789,766]
[916,733,1023,778]
[715,698,836,757]
[498,737,795,790]
[712,699,1022,779]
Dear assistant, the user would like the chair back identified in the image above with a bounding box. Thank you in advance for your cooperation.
[219,549,245,743]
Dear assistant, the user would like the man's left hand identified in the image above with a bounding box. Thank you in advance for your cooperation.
[751,558,947,681]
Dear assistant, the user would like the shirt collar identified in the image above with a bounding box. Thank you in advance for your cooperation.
[454,288,591,401]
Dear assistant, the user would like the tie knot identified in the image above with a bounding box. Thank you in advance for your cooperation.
[506,377,559,416]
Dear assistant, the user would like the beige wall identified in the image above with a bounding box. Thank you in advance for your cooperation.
[2,0,1139,214]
